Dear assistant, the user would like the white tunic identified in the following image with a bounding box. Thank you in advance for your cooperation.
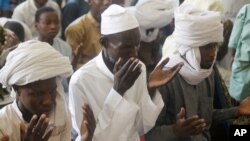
[69,52,164,141]
[0,100,71,141]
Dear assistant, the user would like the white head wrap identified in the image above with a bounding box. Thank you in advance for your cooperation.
[0,40,73,126]
[183,0,224,13]
[127,0,178,42]
[0,40,73,88]
[135,0,179,29]
[173,3,223,47]
[101,4,139,35]
[162,0,224,57]
[163,3,223,85]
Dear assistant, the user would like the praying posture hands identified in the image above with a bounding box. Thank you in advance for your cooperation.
[236,97,250,116]
[113,57,142,96]
[148,57,183,89]
[173,108,206,137]
[81,104,96,141]
[72,43,83,71]
[20,114,53,141]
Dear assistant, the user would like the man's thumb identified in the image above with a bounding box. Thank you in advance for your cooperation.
[20,123,26,140]
[176,107,185,119]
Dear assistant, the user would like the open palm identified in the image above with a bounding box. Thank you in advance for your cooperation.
[148,58,183,89]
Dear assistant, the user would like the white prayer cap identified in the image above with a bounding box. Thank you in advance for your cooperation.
[183,0,224,13]
[0,40,73,88]
[101,4,139,35]
[135,0,179,29]
[173,2,223,48]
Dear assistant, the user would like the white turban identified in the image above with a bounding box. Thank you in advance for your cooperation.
[101,4,139,35]
[183,0,224,13]
[162,3,223,85]
[162,0,224,57]
[0,40,73,88]
[127,0,178,42]
[173,3,223,48]
[135,0,179,29]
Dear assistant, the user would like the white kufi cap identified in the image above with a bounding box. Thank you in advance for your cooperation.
[101,4,139,35]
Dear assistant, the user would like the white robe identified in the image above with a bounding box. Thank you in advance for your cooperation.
[69,52,164,141]
[0,97,71,141]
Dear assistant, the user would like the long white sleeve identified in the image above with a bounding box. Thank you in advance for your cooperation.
[69,54,164,141]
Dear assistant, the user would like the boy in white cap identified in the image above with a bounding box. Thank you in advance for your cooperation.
[0,40,73,141]
[145,2,250,141]
[69,4,183,141]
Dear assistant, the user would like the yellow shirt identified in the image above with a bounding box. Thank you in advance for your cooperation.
[65,12,101,69]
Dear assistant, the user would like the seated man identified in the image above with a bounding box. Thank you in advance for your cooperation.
[0,40,73,141]
[65,0,112,70]
[69,4,183,141]
[145,3,250,141]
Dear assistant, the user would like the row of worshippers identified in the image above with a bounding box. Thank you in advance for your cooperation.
[1,0,248,70]
[0,0,249,92]
[1,1,250,141]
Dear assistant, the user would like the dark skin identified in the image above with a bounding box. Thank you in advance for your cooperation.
[173,43,218,136]
[101,27,183,97]
[173,108,206,137]
[35,11,60,45]
[14,78,57,141]
[88,0,112,23]
[199,43,218,69]
[81,104,96,141]
[173,43,250,137]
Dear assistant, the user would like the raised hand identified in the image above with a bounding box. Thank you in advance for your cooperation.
[173,108,206,137]
[148,57,183,89]
[236,97,250,116]
[20,114,53,141]
[113,57,142,96]
[71,43,83,71]
[0,135,9,141]
[81,104,96,141]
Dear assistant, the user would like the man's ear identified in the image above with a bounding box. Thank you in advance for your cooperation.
[100,36,108,48]
[35,22,38,29]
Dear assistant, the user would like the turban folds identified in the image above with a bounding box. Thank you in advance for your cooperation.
[173,3,223,48]
[0,40,73,88]
[162,3,223,85]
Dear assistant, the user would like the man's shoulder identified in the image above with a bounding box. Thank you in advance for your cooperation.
[12,1,28,12]
[65,15,88,35]
[0,103,15,121]
[72,58,99,79]
[68,14,88,28]
[54,38,71,49]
